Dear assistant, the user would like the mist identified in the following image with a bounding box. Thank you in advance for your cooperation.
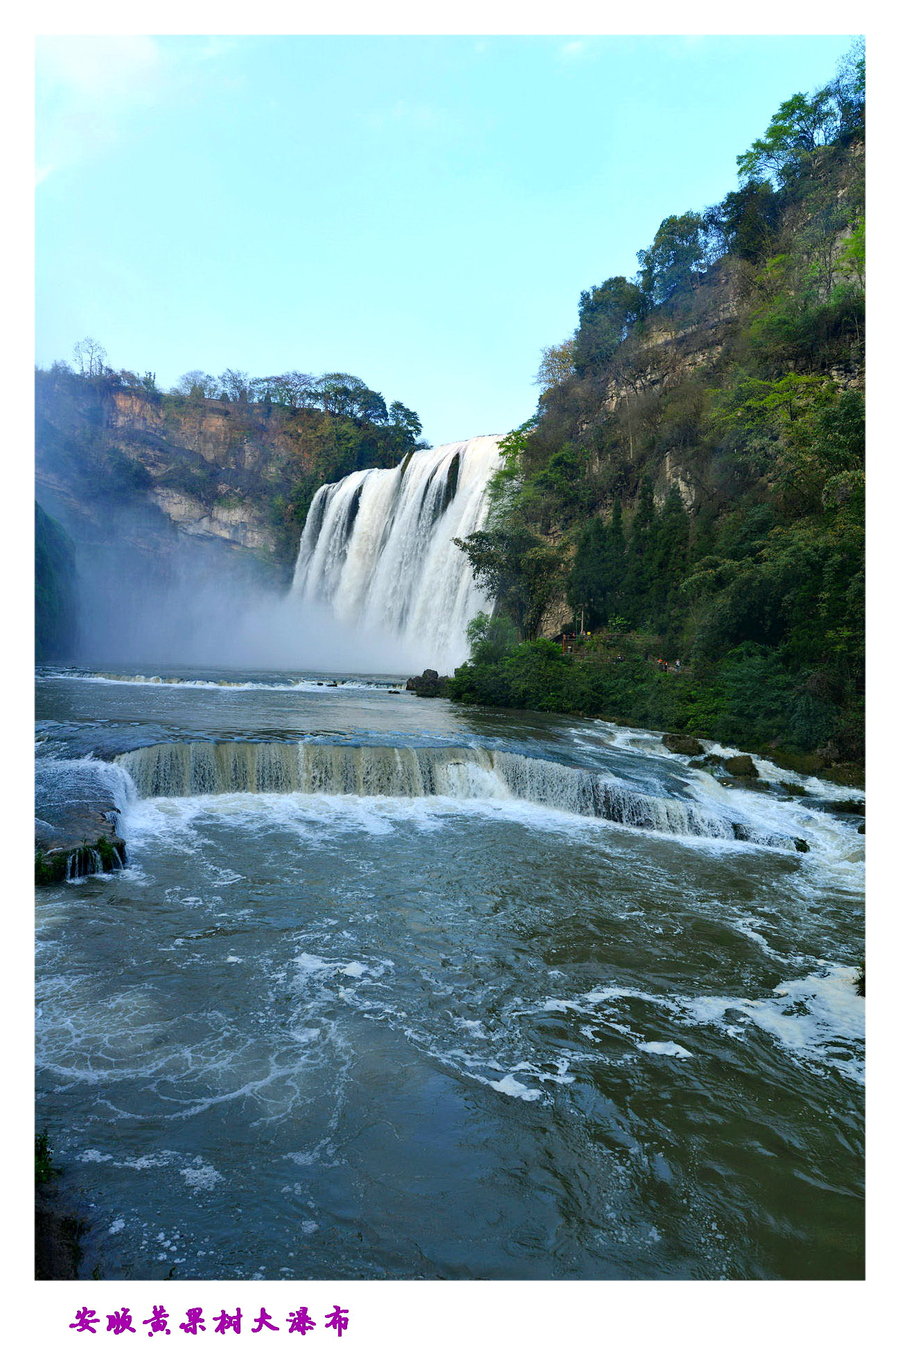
[64,516,426,676]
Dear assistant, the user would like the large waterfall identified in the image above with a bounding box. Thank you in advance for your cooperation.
[290,436,504,673]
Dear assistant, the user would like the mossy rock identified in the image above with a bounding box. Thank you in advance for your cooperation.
[662,733,704,757]
[766,748,826,777]
[858,823,865,835]
[723,754,759,778]
[821,762,866,789]
[824,798,865,817]
[781,782,806,797]
[793,838,810,854]
[35,834,126,885]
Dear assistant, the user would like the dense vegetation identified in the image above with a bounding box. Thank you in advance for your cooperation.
[35,503,78,661]
[451,46,864,778]
[35,357,426,572]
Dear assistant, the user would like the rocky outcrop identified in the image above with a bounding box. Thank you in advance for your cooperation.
[406,669,450,698]
[148,487,272,551]
[35,762,128,884]
[35,817,125,886]
[36,378,293,565]
[662,733,704,756]
[722,754,759,778]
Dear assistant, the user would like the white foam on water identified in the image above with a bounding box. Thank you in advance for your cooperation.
[118,785,805,876]
[181,1159,224,1192]
[637,1041,693,1059]
[683,965,864,1080]
[39,670,398,693]
[542,965,863,1083]
[294,951,390,981]
[488,1074,543,1101]
[579,718,864,897]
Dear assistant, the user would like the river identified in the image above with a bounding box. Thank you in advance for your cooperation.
[35,664,864,1280]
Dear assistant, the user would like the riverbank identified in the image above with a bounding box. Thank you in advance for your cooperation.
[35,1135,85,1279]
[447,633,864,788]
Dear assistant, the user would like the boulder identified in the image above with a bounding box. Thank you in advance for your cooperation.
[405,669,450,698]
[793,838,810,854]
[662,733,704,757]
[723,754,759,778]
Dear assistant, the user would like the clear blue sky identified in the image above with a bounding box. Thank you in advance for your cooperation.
[36,34,856,447]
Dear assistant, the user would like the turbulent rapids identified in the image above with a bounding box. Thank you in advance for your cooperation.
[290,436,504,672]
[114,740,793,847]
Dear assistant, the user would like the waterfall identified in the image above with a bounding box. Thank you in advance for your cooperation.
[290,436,505,673]
[115,741,795,848]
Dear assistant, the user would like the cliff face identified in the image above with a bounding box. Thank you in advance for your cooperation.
[36,378,318,570]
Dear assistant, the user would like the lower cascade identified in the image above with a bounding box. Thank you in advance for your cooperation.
[289,436,504,673]
[115,741,792,847]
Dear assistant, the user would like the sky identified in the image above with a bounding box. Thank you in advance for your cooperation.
[35,33,857,447]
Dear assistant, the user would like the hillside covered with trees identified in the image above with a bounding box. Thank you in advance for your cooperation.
[450,46,864,781]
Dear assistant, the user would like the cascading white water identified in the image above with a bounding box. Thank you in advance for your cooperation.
[290,436,505,673]
[114,741,797,848]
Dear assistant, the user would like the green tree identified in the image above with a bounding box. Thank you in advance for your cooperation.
[568,499,626,627]
[619,479,657,623]
[704,180,780,263]
[455,525,565,639]
[573,277,645,374]
[535,336,576,392]
[637,214,709,306]
[735,69,859,187]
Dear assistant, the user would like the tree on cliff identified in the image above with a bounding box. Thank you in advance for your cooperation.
[636,214,710,306]
[174,371,219,400]
[736,43,864,187]
[573,278,644,374]
[73,337,107,377]
[535,337,576,392]
[219,369,255,403]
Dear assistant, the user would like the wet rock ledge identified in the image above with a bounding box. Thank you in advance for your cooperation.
[35,765,126,884]
[35,821,126,885]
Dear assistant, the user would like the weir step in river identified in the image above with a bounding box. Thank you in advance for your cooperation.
[113,740,797,849]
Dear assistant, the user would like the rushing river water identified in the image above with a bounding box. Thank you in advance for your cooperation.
[35,665,864,1280]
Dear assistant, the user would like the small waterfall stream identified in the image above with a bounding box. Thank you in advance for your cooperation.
[290,436,504,672]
